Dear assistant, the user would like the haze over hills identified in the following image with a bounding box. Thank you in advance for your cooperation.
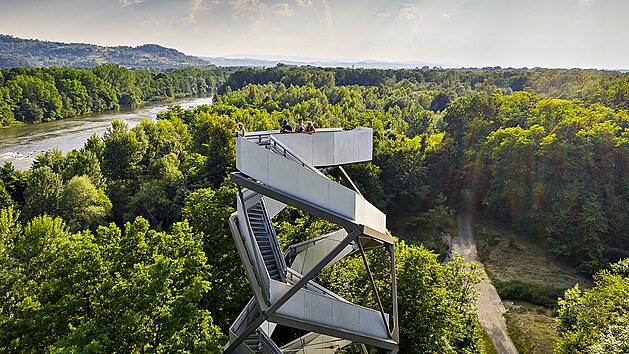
[3,34,626,72]
[0,34,441,70]
[0,34,208,69]
[202,56,438,69]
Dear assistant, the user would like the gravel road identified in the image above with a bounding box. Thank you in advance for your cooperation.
[449,211,519,354]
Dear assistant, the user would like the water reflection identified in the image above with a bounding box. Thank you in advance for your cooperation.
[0,95,213,170]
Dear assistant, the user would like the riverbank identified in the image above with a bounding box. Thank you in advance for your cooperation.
[0,95,214,170]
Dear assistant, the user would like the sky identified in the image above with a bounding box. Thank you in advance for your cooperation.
[0,0,628,69]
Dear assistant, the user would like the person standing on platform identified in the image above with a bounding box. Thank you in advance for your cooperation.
[280,120,293,133]
[234,122,246,137]
[295,118,306,133]
[305,122,316,134]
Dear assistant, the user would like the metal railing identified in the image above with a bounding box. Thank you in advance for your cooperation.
[268,135,327,178]
[238,193,272,302]
[243,128,343,145]
[230,297,259,338]
[258,198,287,282]
[285,268,348,302]
[257,329,283,354]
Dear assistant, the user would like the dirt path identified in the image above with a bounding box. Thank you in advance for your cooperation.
[450,211,519,354]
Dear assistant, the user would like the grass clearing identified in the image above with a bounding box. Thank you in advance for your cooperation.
[474,220,592,290]
[504,302,557,354]
[472,218,590,353]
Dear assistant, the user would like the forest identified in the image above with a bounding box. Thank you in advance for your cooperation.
[0,65,628,353]
[0,64,235,126]
[0,34,210,69]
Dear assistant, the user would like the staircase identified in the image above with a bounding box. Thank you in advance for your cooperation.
[246,200,285,282]
[243,329,283,354]
[244,332,263,354]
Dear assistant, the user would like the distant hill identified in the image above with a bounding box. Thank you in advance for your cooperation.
[0,34,209,69]
[203,56,437,69]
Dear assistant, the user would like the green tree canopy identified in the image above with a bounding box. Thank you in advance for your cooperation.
[555,258,629,353]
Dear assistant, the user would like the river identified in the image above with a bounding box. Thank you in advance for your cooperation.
[0,95,214,171]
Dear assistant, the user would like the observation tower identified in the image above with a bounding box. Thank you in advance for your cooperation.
[225,128,399,354]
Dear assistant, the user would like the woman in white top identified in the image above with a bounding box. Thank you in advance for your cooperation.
[295,118,306,133]
[235,122,246,137]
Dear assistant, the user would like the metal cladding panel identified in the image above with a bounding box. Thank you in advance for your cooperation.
[238,138,270,185]
[333,130,355,165]
[311,133,335,166]
[297,166,330,211]
[359,309,390,339]
[364,199,386,233]
[236,198,255,270]
[354,194,364,230]
[268,151,300,196]
[236,137,242,171]
[298,135,315,166]
[332,298,360,333]
[274,287,390,341]
[280,133,295,148]
[259,321,277,336]
[271,281,306,318]
[242,191,262,210]
[274,133,315,166]
[272,133,294,148]
[304,290,334,326]
[273,128,373,167]
[352,128,373,162]
[327,180,357,220]
[354,197,387,235]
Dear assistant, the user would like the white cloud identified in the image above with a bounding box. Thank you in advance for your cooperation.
[186,0,207,24]
[377,3,419,21]
[271,3,294,17]
[295,0,311,6]
[184,0,208,34]
[119,0,144,7]
[398,3,418,21]
[140,17,162,26]
[322,0,332,34]
[443,13,453,19]
[229,0,268,29]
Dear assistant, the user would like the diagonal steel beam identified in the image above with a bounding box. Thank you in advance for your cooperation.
[338,165,363,197]
[357,239,392,338]
[265,228,363,317]
[389,244,399,340]
[223,313,266,354]
[388,243,399,354]
[225,228,362,354]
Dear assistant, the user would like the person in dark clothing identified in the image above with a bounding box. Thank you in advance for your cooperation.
[281,120,293,133]
[305,122,316,134]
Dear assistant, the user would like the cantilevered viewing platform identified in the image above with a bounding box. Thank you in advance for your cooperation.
[225,127,399,354]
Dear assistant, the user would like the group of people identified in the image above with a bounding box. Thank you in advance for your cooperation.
[281,118,316,134]
[233,118,316,137]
